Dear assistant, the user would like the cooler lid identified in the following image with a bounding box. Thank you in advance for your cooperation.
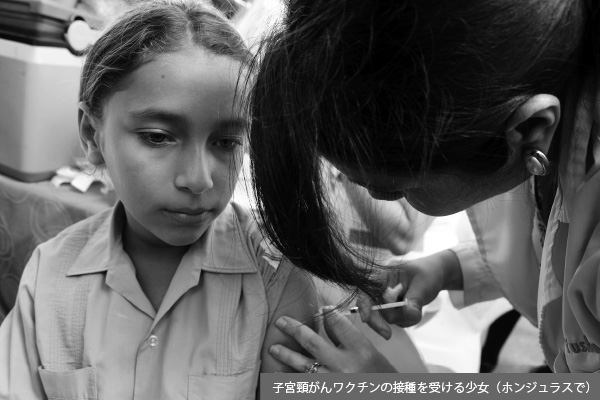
[0,0,100,49]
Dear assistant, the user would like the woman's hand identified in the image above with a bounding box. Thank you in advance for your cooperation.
[268,307,398,373]
[359,250,463,334]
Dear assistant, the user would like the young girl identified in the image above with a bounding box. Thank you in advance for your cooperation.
[245,0,600,373]
[0,1,316,398]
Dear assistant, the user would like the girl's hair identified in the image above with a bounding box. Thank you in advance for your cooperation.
[248,0,600,299]
[80,0,251,120]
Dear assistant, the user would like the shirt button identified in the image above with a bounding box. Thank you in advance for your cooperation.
[147,334,159,347]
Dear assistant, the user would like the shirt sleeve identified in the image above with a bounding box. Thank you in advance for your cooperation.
[561,233,600,372]
[243,222,320,373]
[448,240,504,308]
[0,247,46,399]
[252,235,319,325]
[257,254,319,373]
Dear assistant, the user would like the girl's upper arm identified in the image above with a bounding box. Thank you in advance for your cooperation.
[260,265,319,373]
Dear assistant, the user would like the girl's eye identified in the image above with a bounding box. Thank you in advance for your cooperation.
[214,138,242,150]
[140,132,173,146]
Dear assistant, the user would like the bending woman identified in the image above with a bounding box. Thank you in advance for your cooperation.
[247,0,600,373]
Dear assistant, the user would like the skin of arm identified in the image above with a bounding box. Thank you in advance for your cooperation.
[260,266,319,372]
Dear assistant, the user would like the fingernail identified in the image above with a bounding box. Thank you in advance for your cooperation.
[407,298,422,315]
[381,325,392,340]
[384,283,403,302]
[269,345,280,356]
[276,317,288,329]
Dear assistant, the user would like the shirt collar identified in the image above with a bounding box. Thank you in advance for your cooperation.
[66,202,257,277]
[185,203,258,274]
[65,204,118,277]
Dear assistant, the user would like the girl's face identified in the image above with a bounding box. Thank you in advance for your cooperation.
[95,46,245,247]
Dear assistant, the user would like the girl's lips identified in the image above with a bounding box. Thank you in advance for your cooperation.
[163,209,211,224]
[168,206,210,214]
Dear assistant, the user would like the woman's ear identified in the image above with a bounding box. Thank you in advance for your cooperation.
[78,102,105,165]
[505,94,561,155]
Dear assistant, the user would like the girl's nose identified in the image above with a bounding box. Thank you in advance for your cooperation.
[174,149,214,195]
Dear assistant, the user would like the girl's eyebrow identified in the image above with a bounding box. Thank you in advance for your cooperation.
[129,108,189,126]
[128,109,247,133]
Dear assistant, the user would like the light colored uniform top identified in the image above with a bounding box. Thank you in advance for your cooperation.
[0,202,315,399]
[451,78,600,372]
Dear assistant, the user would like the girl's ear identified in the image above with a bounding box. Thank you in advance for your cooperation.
[505,94,561,155]
[78,102,105,165]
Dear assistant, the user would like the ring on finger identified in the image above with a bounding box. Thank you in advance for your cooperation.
[304,361,321,373]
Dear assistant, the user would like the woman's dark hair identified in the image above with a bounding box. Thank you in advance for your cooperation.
[80,0,251,120]
[248,0,599,299]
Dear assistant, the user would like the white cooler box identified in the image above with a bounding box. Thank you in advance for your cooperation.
[0,37,84,181]
[0,0,99,182]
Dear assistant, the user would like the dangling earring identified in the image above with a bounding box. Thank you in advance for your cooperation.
[525,149,550,176]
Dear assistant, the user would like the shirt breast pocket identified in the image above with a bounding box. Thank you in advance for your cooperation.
[188,369,258,400]
[38,366,97,400]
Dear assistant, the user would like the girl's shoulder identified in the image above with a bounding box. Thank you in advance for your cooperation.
[37,207,113,253]
[16,207,115,320]
[32,207,114,280]
[217,201,286,276]
[215,201,264,250]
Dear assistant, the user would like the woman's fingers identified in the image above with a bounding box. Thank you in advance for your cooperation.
[379,282,419,327]
[272,313,398,373]
[320,309,399,373]
[375,279,424,327]
[269,344,329,373]
[356,283,405,338]
[274,316,338,362]
[383,297,423,327]
[321,308,370,348]
[383,283,404,303]
[362,310,392,340]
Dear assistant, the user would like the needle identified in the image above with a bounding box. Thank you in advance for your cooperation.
[341,300,407,316]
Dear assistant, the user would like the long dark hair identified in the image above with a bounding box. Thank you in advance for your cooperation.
[248,0,598,299]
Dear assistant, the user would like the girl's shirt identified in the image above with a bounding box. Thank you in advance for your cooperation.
[0,202,317,399]
[451,77,600,373]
